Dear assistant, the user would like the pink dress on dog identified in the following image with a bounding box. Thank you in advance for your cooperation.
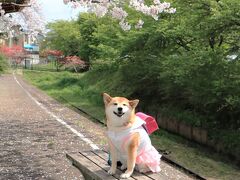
[107,117,161,172]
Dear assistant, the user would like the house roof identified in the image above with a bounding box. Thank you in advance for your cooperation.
[0,0,30,14]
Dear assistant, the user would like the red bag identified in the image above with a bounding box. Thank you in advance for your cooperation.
[136,112,159,135]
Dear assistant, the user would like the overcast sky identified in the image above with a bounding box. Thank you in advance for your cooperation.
[38,0,85,22]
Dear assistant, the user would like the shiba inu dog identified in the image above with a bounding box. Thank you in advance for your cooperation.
[103,93,161,179]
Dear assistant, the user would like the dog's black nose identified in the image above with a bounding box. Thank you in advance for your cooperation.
[118,107,123,112]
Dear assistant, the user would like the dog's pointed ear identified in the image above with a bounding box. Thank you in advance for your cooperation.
[102,93,112,105]
[129,99,139,109]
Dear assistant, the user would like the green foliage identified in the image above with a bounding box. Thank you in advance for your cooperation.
[0,54,8,73]
[43,20,81,56]
[90,16,124,62]
[210,130,240,155]
[100,0,240,130]
[76,13,99,62]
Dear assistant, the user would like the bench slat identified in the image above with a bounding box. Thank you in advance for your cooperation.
[92,150,154,180]
[144,171,169,180]
[67,150,170,180]
[95,150,170,180]
[66,153,117,180]
[81,151,135,180]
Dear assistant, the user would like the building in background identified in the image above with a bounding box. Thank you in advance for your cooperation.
[0,26,44,68]
[0,0,43,67]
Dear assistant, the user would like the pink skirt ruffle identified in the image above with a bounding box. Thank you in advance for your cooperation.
[136,146,162,172]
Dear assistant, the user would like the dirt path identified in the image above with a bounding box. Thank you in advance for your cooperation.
[0,73,194,180]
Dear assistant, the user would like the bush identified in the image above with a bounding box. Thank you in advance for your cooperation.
[210,130,240,161]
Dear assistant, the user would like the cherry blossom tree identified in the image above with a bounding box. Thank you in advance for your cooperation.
[45,50,64,57]
[64,0,176,31]
[1,0,175,36]
[0,45,26,66]
[64,55,86,72]
[43,50,86,72]
[0,0,45,38]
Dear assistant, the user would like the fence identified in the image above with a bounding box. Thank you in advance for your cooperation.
[154,113,240,165]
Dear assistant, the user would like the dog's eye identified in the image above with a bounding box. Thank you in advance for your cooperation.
[123,104,127,106]
[113,103,117,106]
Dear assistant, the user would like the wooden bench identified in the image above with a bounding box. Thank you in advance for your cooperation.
[66,150,168,180]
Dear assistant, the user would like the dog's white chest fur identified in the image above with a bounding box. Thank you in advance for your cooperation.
[107,118,151,160]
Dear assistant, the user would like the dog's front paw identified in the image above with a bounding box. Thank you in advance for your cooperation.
[120,172,132,179]
[108,168,116,175]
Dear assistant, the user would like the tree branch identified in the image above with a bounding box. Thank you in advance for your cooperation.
[10,2,31,7]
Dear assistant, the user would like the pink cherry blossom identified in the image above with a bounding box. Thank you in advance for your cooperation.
[119,20,131,31]
[0,0,45,38]
[1,0,176,35]
[111,7,128,20]
[64,0,176,30]
[94,4,108,17]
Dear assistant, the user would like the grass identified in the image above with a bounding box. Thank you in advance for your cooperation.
[29,61,65,72]
[151,131,239,179]
[0,54,9,74]
[23,69,106,120]
[23,69,240,180]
